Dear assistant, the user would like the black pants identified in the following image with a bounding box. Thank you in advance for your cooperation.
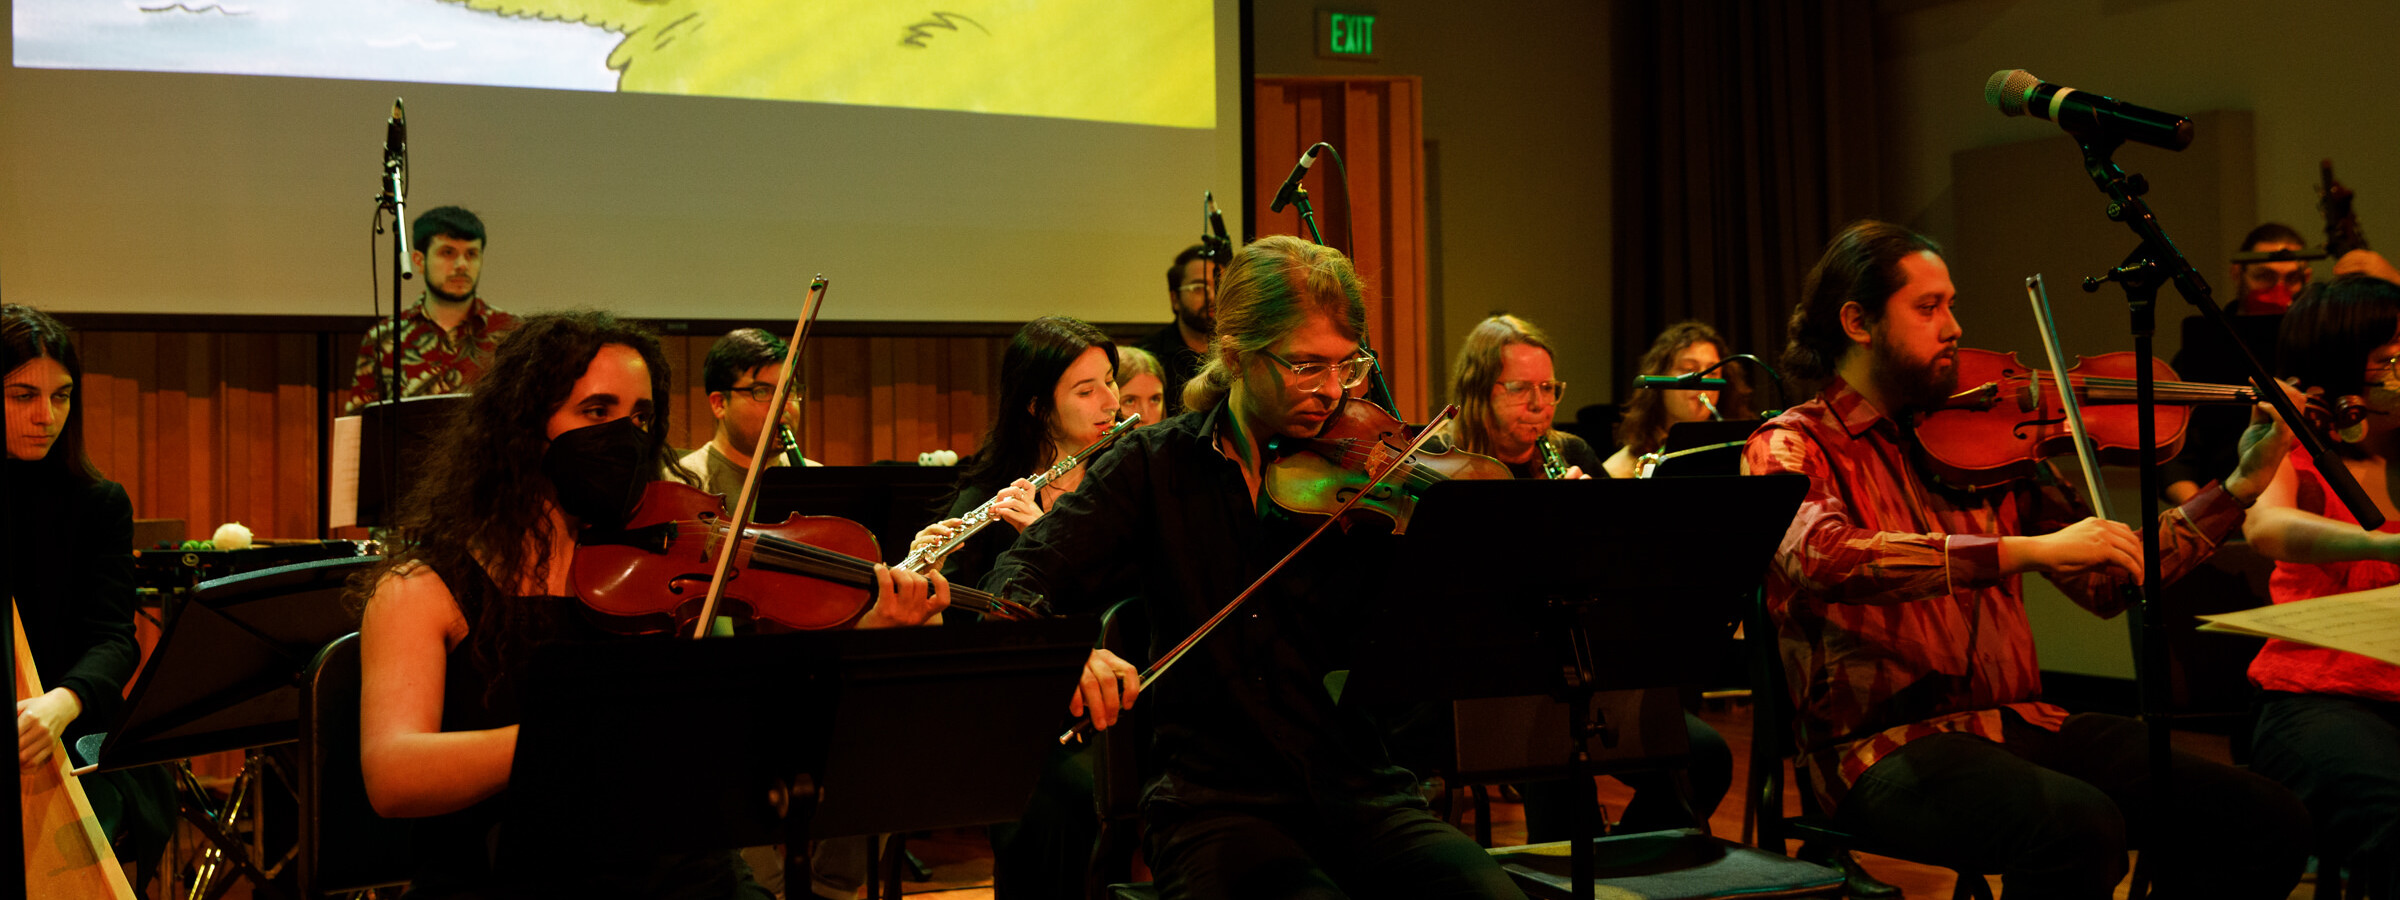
[2252,691,2399,899]
[1833,710,2307,900]
[1145,803,1525,900]
[1519,711,1731,841]
[989,740,1098,900]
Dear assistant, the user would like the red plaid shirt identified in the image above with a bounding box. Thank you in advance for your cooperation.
[342,296,519,414]
[1743,377,2246,811]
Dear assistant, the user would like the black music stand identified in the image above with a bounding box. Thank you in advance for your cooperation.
[1345,476,1808,899]
[1650,420,1764,478]
[753,465,958,563]
[505,618,1094,865]
[95,555,379,897]
[352,392,468,527]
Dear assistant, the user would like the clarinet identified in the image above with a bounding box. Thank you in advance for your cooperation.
[778,425,806,468]
[898,413,1142,573]
[1536,434,1570,480]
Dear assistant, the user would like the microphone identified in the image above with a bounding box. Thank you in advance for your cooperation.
[384,98,413,280]
[1208,194,1232,253]
[1635,374,1728,389]
[1269,143,1325,213]
[1983,69,2193,152]
[1200,191,1233,261]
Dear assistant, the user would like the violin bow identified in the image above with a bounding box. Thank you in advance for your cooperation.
[2026,274,2114,519]
[1059,404,1463,744]
[691,275,829,639]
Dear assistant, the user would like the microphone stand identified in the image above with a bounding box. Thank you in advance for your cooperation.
[1288,183,1326,247]
[2065,132,2384,898]
[378,145,407,532]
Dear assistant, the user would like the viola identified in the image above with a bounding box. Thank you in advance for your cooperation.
[1911,347,2256,490]
[571,480,1044,637]
[1264,396,1512,533]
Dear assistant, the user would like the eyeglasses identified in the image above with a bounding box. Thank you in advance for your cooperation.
[1261,349,1378,390]
[728,383,803,404]
[1495,380,1567,404]
[1176,282,1212,295]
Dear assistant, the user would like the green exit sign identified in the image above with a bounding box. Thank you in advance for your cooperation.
[1316,10,1380,61]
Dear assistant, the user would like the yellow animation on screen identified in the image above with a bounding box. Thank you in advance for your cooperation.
[447,0,1215,128]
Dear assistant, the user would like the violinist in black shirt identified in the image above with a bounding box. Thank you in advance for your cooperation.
[984,236,1525,900]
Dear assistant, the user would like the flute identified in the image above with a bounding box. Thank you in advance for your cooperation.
[899,413,1142,573]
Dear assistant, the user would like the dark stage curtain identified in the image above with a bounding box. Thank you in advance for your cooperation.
[1610,0,1882,406]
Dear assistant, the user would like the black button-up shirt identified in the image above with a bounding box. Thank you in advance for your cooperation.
[982,405,1422,817]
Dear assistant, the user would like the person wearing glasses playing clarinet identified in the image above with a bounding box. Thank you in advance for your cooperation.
[982,236,1528,900]
[1431,314,1596,480]
[678,328,818,502]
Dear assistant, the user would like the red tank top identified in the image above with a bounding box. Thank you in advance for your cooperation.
[2252,445,2400,702]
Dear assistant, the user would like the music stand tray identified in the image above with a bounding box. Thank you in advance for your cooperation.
[506,617,1095,861]
[1345,477,1807,898]
[752,466,958,564]
[1651,420,1764,478]
[100,556,378,770]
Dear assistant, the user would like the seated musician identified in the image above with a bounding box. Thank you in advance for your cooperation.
[909,315,1122,587]
[1602,321,1749,479]
[1116,344,1169,429]
[1742,220,2310,899]
[1435,314,1598,479]
[2238,274,2400,899]
[902,314,1119,900]
[679,327,819,500]
[4,304,172,877]
[1427,311,1737,833]
[983,235,1526,900]
[354,310,946,898]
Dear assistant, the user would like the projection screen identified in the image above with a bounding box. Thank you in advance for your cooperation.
[2,0,1246,323]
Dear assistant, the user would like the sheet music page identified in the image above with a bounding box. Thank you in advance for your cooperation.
[329,414,361,529]
[2198,584,2400,666]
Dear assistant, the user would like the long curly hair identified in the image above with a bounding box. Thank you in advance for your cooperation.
[1,304,103,483]
[1613,321,1753,456]
[955,316,1116,495]
[1182,236,1369,413]
[348,310,679,686]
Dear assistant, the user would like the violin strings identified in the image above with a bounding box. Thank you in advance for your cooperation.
[661,522,1009,612]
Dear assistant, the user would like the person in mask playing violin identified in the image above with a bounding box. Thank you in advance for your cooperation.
[353,310,947,898]
[2238,274,2400,900]
[1744,220,2311,900]
[981,236,1526,900]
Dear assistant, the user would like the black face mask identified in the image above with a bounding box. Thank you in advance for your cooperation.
[541,416,652,528]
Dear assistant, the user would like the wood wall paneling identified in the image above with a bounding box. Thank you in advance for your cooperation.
[1253,76,1431,419]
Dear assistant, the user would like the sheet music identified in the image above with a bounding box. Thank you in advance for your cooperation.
[2197,584,2400,666]
[329,414,361,529]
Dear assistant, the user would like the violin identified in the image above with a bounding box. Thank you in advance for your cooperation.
[1911,347,2256,490]
[572,479,1044,636]
[1264,396,1512,532]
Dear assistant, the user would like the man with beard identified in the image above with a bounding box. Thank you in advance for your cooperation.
[1742,220,2311,899]
[343,206,520,413]
[1135,243,1218,419]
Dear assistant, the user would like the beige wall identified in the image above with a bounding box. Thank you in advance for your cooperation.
[1877,0,2400,678]
[1250,0,1617,413]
